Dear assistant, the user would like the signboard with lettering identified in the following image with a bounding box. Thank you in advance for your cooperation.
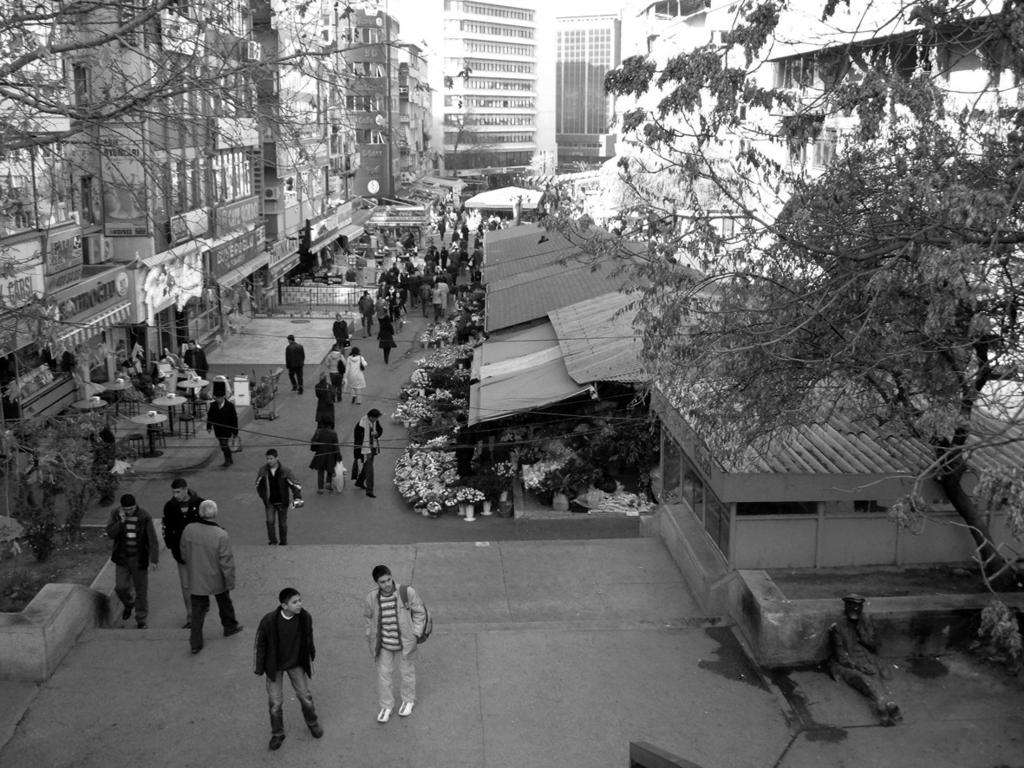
[268,238,294,268]
[55,270,129,322]
[100,130,149,237]
[216,117,259,149]
[170,208,209,244]
[45,231,83,275]
[211,227,265,278]
[214,196,259,236]
[0,240,45,308]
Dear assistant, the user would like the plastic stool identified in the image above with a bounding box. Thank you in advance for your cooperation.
[192,400,209,421]
[177,414,197,439]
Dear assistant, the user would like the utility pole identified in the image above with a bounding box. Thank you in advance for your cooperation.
[384,0,394,198]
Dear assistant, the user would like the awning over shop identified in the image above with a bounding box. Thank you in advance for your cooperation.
[55,300,132,349]
[468,321,591,425]
[217,252,270,290]
[338,223,364,240]
[267,252,301,282]
[142,239,208,269]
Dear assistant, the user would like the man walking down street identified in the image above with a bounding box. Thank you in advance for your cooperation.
[254,587,324,750]
[184,339,209,379]
[332,312,350,350]
[285,334,306,394]
[181,500,242,654]
[206,384,239,467]
[352,408,383,498]
[105,494,159,629]
[256,449,303,545]
[363,565,426,723]
[162,478,204,629]
[358,291,375,337]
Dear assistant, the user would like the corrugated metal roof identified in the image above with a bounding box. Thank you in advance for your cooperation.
[484,258,631,333]
[735,412,1024,475]
[548,292,647,385]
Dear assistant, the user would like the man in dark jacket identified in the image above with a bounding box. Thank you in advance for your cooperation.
[253,587,323,750]
[162,477,205,629]
[332,313,350,350]
[183,340,209,379]
[255,449,303,545]
[105,493,160,629]
[352,408,383,498]
[206,389,239,467]
[285,334,306,394]
[358,291,375,337]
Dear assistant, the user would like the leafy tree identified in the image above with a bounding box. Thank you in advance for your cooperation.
[587,0,1024,590]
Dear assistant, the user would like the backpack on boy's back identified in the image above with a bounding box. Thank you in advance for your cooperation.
[399,584,432,643]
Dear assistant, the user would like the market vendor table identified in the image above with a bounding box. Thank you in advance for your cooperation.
[152,393,187,432]
[129,413,168,457]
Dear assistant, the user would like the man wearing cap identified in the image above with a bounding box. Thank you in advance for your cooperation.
[352,408,383,498]
[181,500,242,654]
[162,478,205,629]
[828,594,902,726]
[285,334,306,394]
[105,493,160,629]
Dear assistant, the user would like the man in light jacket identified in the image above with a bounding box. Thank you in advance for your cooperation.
[181,500,242,654]
[363,564,426,723]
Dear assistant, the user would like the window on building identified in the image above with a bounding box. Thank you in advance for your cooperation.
[736,501,817,515]
[72,62,90,105]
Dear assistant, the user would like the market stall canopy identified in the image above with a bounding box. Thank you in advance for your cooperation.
[366,205,428,228]
[468,320,591,425]
[548,291,648,385]
[464,186,543,211]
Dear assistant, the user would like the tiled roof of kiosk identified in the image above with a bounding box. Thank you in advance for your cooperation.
[548,292,647,384]
[735,412,1024,475]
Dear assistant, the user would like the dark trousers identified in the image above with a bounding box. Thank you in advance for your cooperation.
[362,314,375,336]
[264,502,289,544]
[190,592,239,651]
[114,558,149,622]
[329,372,343,401]
[352,452,375,492]
[287,366,303,391]
[217,436,232,464]
[316,467,335,491]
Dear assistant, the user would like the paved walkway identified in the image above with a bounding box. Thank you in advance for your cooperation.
[3,313,1024,767]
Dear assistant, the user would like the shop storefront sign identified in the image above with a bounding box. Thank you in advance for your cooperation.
[45,231,83,275]
[0,240,44,306]
[45,265,83,292]
[100,129,150,237]
[268,237,295,268]
[214,196,259,236]
[55,269,130,322]
[143,241,203,322]
[210,227,265,278]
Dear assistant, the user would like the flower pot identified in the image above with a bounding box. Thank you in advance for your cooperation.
[481,500,493,516]
[497,499,513,518]
[464,503,477,522]
[457,503,468,517]
[552,492,569,512]
[499,490,509,503]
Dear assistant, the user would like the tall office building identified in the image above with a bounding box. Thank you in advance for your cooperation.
[435,0,556,173]
[555,14,621,169]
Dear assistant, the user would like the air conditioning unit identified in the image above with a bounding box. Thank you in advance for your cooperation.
[247,40,262,61]
[264,187,280,201]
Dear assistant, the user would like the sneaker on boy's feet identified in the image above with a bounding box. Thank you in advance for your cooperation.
[376,707,392,723]
[121,604,134,621]
[398,701,414,717]
[309,724,324,738]
[269,734,285,750]
[136,621,147,629]
[224,625,244,637]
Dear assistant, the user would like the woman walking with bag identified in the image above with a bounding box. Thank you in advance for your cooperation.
[309,420,341,494]
[344,346,368,405]
[378,315,397,366]
[326,344,345,402]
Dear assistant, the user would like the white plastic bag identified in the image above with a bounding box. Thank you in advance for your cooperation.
[332,461,346,492]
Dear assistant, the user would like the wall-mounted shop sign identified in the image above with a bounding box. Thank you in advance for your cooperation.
[0,240,45,307]
[268,237,294,268]
[44,230,84,292]
[55,269,129,322]
[211,227,265,278]
[214,196,259,236]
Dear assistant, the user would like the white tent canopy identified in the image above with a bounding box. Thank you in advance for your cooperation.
[464,186,543,211]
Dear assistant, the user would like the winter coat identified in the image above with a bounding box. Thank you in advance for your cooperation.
[285,341,306,370]
[308,427,341,471]
[378,317,397,350]
[162,489,205,564]
[254,608,316,681]
[332,319,350,346]
[353,414,382,458]
[344,354,367,391]
[105,506,160,567]
[313,379,334,425]
[181,520,236,596]
[363,583,426,658]
[206,398,238,439]
[255,463,302,506]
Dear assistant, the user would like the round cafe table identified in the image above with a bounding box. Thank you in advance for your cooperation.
[104,379,132,415]
[72,398,108,411]
[177,379,209,415]
[130,413,168,457]
[152,393,188,432]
